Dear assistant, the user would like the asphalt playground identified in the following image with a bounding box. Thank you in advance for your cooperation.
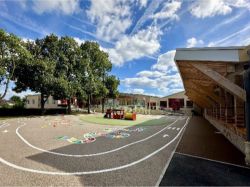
[0,114,189,186]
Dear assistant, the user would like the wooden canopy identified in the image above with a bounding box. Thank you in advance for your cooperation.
[174,46,249,109]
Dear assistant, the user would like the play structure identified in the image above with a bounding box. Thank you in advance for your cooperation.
[104,109,136,120]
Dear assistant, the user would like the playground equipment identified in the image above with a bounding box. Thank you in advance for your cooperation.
[124,112,136,120]
[104,109,136,120]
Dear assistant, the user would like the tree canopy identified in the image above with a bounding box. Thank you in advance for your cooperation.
[0,29,119,114]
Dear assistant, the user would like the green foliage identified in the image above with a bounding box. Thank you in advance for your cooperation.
[106,75,120,99]
[0,29,120,114]
[10,95,25,108]
[0,29,31,100]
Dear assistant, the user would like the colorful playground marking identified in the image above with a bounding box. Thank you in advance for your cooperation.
[40,115,71,128]
[56,127,146,144]
[105,132,130,139]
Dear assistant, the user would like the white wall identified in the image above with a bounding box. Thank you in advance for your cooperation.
[25,95,61,109]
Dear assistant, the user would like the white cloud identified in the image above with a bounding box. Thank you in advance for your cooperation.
[121,47,184,96]
[136,70,165,78]
[125,88,163,97]
[22,37,34,42]
[186,37,204,48]
[1,81,36,100]
[136,0,148,8]
[0,11,49,36]
[208,23,250,46]
[32,0,80,15]
[87,0,132,41]
[151,50,177,73]
[189,0,250,18]
[126,88,145,94]
[151,1,181,20]
[104,26,162,66]
[73,37,85,45]
[130,1,163,35]
[122,71,183,96]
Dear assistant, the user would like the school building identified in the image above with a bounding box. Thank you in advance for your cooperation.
[174,45,250,164]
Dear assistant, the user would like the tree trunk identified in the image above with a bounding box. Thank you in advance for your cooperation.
[88,94,91,114]
[40,93,46,115]
[67,98,71,114]
[102,97,105,113]
[0,60,15,100]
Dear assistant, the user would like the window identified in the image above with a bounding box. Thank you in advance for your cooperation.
[27,100,29,104]
[186,100,193,108]
[32,99,35,104]
[160,101,167,108]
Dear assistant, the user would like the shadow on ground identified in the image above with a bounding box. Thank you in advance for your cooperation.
[25,116,178,186]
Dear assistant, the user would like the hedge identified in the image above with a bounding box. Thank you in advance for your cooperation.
[0,108,68,117]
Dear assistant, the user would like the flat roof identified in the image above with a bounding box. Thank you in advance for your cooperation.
[176,46,245,51]
[174,45,249,63]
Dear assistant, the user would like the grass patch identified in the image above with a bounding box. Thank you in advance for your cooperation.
[80,114,169,126]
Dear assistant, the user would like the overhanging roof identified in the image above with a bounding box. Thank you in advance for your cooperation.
[174,45,248,109]
[175,45,250,63]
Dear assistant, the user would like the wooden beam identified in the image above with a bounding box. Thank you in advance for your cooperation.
[184,78,213,86]
[186,91,213,108]
[185,81,224,104]
[187,94,210,109]
[188,89,214,106]
[191,63,246,101]
[186,85,217,105]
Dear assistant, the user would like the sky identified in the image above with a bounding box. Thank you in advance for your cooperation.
[0,0,250,99]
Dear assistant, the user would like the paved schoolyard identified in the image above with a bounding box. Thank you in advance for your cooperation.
[160,116,250,186]
[0,114,189,186]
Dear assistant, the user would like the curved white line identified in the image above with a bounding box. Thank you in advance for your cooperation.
[16,118,181,157]
[0,117,190,175]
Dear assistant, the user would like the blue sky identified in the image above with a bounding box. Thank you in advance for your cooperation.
[0,0,250,99]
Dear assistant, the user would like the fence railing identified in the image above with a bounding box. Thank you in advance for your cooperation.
[206,106,245,127]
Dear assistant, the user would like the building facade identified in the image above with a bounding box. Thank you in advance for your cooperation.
[25,95,62,109]
[105,91,193,111]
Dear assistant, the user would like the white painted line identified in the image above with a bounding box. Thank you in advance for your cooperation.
[155,117,190,187]
[0,123,10,129]
[2,130,8,133]
[16,118,181,157]
[163,134,169,138]
[172,127,176,130]
[175,152,250,170]
[177,128,180,131]
[167,127,171,129]
[0,117,190,175]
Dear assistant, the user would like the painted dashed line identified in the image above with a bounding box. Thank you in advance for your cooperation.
[167,127,171,129]
[172,127,176,130]
[163,134,169,138]
[177,128,180,131]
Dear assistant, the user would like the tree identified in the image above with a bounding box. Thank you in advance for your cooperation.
[10,95,25,108]
[105,75,120,108]
[0,29,30,101]
[54,36,83,113]
[13,35,58,114]
[80,41,112,113]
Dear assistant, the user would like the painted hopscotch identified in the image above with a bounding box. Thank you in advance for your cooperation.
[41,115,71,128]
[56,127,146,144]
